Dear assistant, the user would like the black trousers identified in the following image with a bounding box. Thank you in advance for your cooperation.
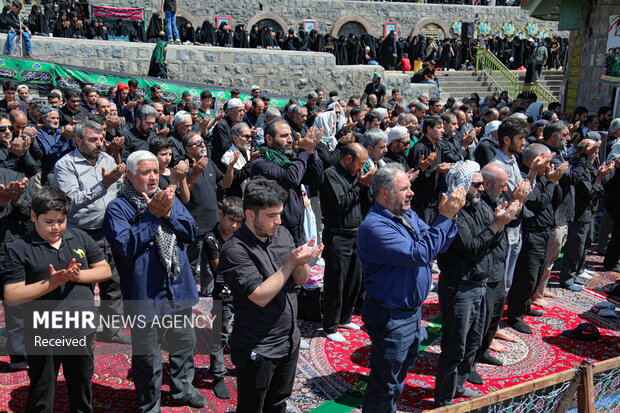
[188,234,214,297]
[604,201,620,269]
[25,333,95,413]
[412,205,439,227]
[130,308,197,413]
[476,277,505,360]
[87,230,125,340]
[435,282,485,404]
[560,220,592,286]
[507,230,549,324]
[321,232,362,334]
[232,346,300,413]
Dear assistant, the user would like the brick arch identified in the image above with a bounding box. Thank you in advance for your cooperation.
[331,15,372,38]
[410,17,451,39]
[247,12,288,33]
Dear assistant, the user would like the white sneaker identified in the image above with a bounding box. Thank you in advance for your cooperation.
[583,269,596,275]
[325,332,346,343]
[300,339,309,349]
[338,323,360,331]
[577,272,593,279]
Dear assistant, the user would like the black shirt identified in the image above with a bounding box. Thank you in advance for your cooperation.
[543,144,587,226]
[363,82,386,102]
[0,98,27,114]
[0,168,32,263]
[319,163,367,230]
[520,169,557,231]
[287,119,308,141]
[437,199,503,284]
[163,0,176,12]
[120,125,156,163]
[218,224,299,358]
[1,227,104,338]
[186,157,223,235]
[59,104,90,127]
[474,137,499,168]
[481,192,508,283]
[158,172,182,196]
[407,136,443,209]
[384,148,409,170]
[412,67,434,83]
[572,161,603,223]
[203,223,226,282]
[436,133,465,164]
[211,115,235,171]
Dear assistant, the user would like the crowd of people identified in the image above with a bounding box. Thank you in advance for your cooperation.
[0,71,618,413]
[0,0,566,74]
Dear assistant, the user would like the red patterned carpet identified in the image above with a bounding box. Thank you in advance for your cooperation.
[0,254,618,413]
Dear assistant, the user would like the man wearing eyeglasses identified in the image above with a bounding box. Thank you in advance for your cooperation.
[0,113,37,177]
[221,122,259,198]
[428,98,442,117]
[434,161,519,407]
[384,126,410,170]
[59,90,90,127]
[183,132,235,296]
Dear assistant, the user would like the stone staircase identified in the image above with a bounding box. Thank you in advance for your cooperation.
[437,70,563,103]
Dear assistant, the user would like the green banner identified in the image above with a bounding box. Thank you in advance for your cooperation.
[0,56,294,107]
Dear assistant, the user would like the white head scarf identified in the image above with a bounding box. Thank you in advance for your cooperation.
[327,101,345,133]
[314,111,338,151]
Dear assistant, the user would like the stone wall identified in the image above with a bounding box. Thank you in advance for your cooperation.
[97,0,564,39]
[1,34,437,101]
[570,0,617,111]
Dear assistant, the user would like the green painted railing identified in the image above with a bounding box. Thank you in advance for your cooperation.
[475,48,558,107]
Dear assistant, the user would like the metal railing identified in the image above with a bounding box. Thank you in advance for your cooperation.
[475,48,558,107]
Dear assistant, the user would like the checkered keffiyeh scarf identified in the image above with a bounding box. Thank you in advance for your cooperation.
[123,184,181,277]
[445,160,481,197]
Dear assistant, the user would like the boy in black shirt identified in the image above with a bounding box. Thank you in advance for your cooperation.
[1,186,112,412]
[201,196,243,399]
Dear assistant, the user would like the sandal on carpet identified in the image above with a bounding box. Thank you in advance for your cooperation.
[562,323,601,341]
[600,283,620,296]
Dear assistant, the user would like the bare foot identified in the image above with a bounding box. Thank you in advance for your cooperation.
[489,338,508,353]
[543,289,558,298]
[495,329,518,343]
[532,297,551,308]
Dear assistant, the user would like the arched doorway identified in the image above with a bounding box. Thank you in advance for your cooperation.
[337,21,367,38]
[420,23,446,41]
[255,19,284,34]
[331,15,372,38]
[411,18,451,41]
[247,12,288,34]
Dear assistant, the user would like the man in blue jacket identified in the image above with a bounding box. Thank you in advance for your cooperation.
[102,150,205,412]
[357,163,465,413]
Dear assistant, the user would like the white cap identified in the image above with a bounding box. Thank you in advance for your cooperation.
[227,98,245,109]
[251,85,260,91]
[387,126,410,144]
[485,120,502,135]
